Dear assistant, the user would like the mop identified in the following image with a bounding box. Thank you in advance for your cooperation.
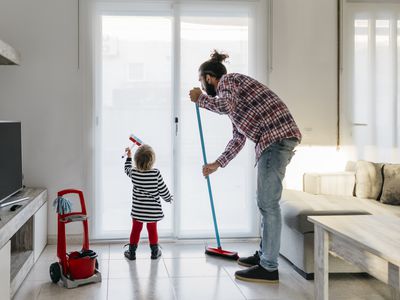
[195,104,239,260]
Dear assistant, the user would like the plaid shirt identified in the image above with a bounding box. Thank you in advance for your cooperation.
[198,73,302,167]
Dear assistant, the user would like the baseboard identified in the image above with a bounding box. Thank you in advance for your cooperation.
[279,254,314,280]
[47,235,261,245]
[279,254,369,281]
[292,263,314,280]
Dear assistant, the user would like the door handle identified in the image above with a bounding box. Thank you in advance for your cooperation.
[175,117,179,136]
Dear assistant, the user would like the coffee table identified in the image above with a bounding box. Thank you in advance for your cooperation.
[308,215,400,300]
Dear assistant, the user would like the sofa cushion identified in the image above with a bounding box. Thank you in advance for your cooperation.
[303,172,355,196]
[380,164,400,205]
[281,189,400,234]
[281,190,369,234]
[355,161,384,200]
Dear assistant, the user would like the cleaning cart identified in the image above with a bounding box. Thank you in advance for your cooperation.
[49,189,102,288]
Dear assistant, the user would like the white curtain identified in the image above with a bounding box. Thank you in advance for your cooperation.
[87,0,268,239]
[342,1,400,161]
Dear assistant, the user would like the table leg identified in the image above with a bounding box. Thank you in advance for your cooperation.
[389,263,400,300]
[314,226,329,300]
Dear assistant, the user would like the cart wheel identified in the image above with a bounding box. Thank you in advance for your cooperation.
[95,259,99,270]
[49,262,61,283]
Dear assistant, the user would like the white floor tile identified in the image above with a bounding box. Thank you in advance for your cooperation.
[107,277,176,300]
[334,296,390,300]
[98,259,109,279]
[13,242,395,300]
[159,242,207,259]
[171,277,245,300]
[36,279,108,300]
[14,279,107,300]
[108,258,169,279]
[233,277,311,300]
[163,257,230,278]
[25,260,54,282]
[13,279,43,300]
[37,245,57,264]
[328,274,392,300]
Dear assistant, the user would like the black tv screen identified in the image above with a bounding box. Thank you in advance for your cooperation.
[0,121,23,203]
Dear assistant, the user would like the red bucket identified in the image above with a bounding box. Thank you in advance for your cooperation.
[68,251,96,279]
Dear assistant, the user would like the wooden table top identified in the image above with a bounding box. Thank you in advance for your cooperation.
[308,215,400,267]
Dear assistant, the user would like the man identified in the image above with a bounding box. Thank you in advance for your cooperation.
[189,50,301,283]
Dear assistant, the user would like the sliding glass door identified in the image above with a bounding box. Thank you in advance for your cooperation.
[94,7,174,238]
[178,3,257,238]
[93,1,263,239]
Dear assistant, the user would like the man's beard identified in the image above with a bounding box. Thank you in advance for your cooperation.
[203,81,217,97]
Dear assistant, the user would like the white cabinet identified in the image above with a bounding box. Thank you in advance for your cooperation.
[0,241,11,300]
[34,202,48,262]
[0,188,47,300]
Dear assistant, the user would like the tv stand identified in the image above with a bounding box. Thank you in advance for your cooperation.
[0,195,30,208]
[0,188,47,299]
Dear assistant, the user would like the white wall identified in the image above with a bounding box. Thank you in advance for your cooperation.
[0,0,343,238]
[0,0,85,236]
[269,0,338,146]
[267,0,349,190]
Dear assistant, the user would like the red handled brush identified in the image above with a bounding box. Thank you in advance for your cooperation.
[128,134,143,146]
[195,104,239,260]
[122,134,143,158]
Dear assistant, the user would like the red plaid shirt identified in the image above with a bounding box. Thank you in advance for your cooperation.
[198,73,302,167]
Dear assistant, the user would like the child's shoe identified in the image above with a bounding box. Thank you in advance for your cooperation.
[150,244,162,259]
[124,244,137,260]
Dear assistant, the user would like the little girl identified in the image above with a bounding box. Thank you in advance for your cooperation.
[124,144,172,260]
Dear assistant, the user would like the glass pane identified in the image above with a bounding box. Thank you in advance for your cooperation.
[398,20,400,145]
[179,12,256,238]
[353,19,370,125]
[375,19,394,147]
[96,15,173,238]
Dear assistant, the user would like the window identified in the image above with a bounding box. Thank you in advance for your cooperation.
[127,63,145,82]
[92,1,267,239]
[342,1,400,159]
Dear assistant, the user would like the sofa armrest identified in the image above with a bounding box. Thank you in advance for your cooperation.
[303,172,355,196]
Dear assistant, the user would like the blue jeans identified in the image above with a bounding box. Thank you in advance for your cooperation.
[257,138,298,271]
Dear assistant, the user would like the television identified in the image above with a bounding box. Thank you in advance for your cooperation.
[0,121,23,206]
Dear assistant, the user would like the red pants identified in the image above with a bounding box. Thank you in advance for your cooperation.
[129,219,158,245]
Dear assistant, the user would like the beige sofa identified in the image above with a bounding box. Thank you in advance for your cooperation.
[280,161,400,279]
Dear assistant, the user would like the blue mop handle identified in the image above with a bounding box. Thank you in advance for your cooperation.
[195,104,222,249]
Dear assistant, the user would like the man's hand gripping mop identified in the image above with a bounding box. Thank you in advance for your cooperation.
[195,104,239,260]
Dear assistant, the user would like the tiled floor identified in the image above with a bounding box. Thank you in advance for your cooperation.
[13,241,392,300]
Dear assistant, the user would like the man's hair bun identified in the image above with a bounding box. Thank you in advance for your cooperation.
[210,50,229,63]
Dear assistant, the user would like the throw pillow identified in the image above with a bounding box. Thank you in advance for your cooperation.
[380,164,400,205]
[355,160,384,200]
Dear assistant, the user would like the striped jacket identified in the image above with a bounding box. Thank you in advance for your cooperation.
[124,158,172,222]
